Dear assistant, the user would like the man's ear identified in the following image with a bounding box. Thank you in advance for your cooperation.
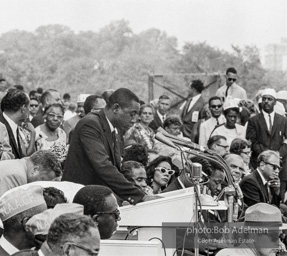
[92,214,99,223]
[112,103,120,114]
[21,104,27,113]
[30,165,40,176]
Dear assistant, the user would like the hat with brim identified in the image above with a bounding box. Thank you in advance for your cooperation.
[223,99,239,111]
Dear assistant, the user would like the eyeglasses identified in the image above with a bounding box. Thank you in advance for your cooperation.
[210,104,223,109]
[216,144,229,149]
[142,112,153,115]
[47,113,64,119]
[264,161,282,171]
[227,78,237,82]
[30,104,39,108]
[96,209,121,221]
[66,242,99,256]
[155,167,175,175]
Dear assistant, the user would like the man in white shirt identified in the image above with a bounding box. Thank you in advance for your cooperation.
[216,67,247,101]
[199,96,226,147]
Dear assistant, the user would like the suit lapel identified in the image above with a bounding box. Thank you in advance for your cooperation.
[254,170,269,203]
[155,112,163,126]
[271,113,280,137]
[258,113,270,135]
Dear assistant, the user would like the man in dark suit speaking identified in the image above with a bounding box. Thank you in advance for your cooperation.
[62,88,155,205]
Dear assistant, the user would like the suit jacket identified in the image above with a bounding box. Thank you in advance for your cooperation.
[181,96,205,139]
[246,112,287,180]
[0,245,9,256]
[0,113,22,159]
[62,110,145,204]
[149,111,163,132]
[31,108,44,128]
[12,250,38,256]
[239,170,281,207]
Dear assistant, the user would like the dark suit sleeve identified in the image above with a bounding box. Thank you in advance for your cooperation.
[246,117,268,155]
[240,179,261,207]
[80,120,145,204]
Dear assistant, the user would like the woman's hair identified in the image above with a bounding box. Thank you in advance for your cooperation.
[44,103,65,115]
[223,107,239,116]
[146,155,178,186]
[139,104,154,116]
[123,144,149,167]
[229,138,251,155]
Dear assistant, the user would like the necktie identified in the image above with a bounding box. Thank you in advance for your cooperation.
[225,86,230,98]
[216,118,219,126]
[265,183,272,203]
[16,127,23,157]
[268,114,272,133]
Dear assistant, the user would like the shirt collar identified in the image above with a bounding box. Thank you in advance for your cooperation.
[156,110,165,120]
[192,94,201,102]
[3,112,18,135]
[262,110,275,119]
[0,236,19,255]
[257,168,267,185]
[105,116,118,134]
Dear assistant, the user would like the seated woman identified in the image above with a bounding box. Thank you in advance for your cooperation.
[146,155,178,194]
[35,103,67,162]
[211,99,246,146]
[124,104,155,150]
[230,138,252,175]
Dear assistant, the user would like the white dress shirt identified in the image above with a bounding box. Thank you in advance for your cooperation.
[262,110,275,131]
[187,94,201,113]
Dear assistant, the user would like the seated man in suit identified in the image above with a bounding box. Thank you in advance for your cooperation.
[240,150,281,207]
[149,95,171,132]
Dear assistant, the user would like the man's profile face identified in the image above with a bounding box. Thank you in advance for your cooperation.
[209,99,223,118]
[260,155,280,181]
[226,155,245,183]
[97,193,120,239]
[116,100,140,132]
[165,124,181,136]
[130,167,147,190]
[262,95,276,114]
[226,72,237,87]
[77,103,85,118]
[158,99,170,115]
[213,139,229,157]
[208,170,225,196]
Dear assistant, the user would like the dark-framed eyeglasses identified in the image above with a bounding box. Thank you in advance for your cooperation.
[66,242,99,256]
[210,104,223,109]
[47,113,64,119]
[30,104,39,108]
[96,209,121,221]
[264,161,282,171]
[155,167,175,175]
[216,144,229,149]
[227,78,237,82]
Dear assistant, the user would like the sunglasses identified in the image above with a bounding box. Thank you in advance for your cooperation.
[30,104,39,108]
[155,167,175,175]
[96,209,121,221]
[66,242,99,256]
[210,104,222,109]
[227,78,237,82]
[264,161,282,171]
[216,144,229,149]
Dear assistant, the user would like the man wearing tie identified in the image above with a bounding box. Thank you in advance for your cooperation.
[180,80,205,139]
[240,150,281,207]
[247,88,287,198]
[0,89,30,159]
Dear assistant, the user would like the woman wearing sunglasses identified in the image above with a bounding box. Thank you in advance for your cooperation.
[146,155,178,194]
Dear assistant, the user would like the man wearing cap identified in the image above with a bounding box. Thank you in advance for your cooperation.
[247,88,287,197]
[215,67,247,101]
[216,203,287,256]
[240,150,281,207]
[180,79,206,140]
[31,89,62,128]
[0,186,47,255]
[0,150,62,197]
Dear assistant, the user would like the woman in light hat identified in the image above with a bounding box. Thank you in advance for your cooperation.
[211,99,246,146]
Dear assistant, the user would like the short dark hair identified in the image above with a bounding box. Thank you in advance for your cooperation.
[43,187,67,209]
[30,150,62,178]
[159,95,170,100]
[190,80,204,93]
[101,89,115,104]
[84,95,104,114]
[226,67,237,75]
[123,144,149,167]
[207,135,227,149]
[14,85,24,91]
[44,103,65,115]
[29,90,37,98]
[107,88,139,109]
[36,87,43,94]
[121,161,144,183]
[63,93,71,100]
[229,138,250,155]
[163,115,182,129]
[47,213,96,249]
[208,96,222,106]
[73,185,113,216]
[1,89,29,112]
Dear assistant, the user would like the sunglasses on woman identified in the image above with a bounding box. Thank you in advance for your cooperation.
[155,167,175,175]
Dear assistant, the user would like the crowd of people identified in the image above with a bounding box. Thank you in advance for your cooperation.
[0,66,286,255]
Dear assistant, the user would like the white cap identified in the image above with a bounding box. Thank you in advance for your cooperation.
[77,94,90,103]
[274,101,285,116]
[223,99,239,111]
[261,88,277,99]
[277,91,287,100]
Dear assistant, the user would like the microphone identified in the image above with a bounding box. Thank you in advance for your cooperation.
[192,163,202,179]
[156,127,207,153]
[154,132,178,149]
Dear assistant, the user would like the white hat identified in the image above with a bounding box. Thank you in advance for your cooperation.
[77,94,91,103]
[223,99,239,111]
[261,88,277,99]
[277,91,287,100]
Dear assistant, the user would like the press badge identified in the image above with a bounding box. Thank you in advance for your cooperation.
[192,111,199,122]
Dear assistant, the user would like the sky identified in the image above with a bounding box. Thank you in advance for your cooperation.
[0,0,287,55]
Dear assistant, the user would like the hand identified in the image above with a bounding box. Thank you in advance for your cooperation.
[142,195,162,202]
[269,178,280,195]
